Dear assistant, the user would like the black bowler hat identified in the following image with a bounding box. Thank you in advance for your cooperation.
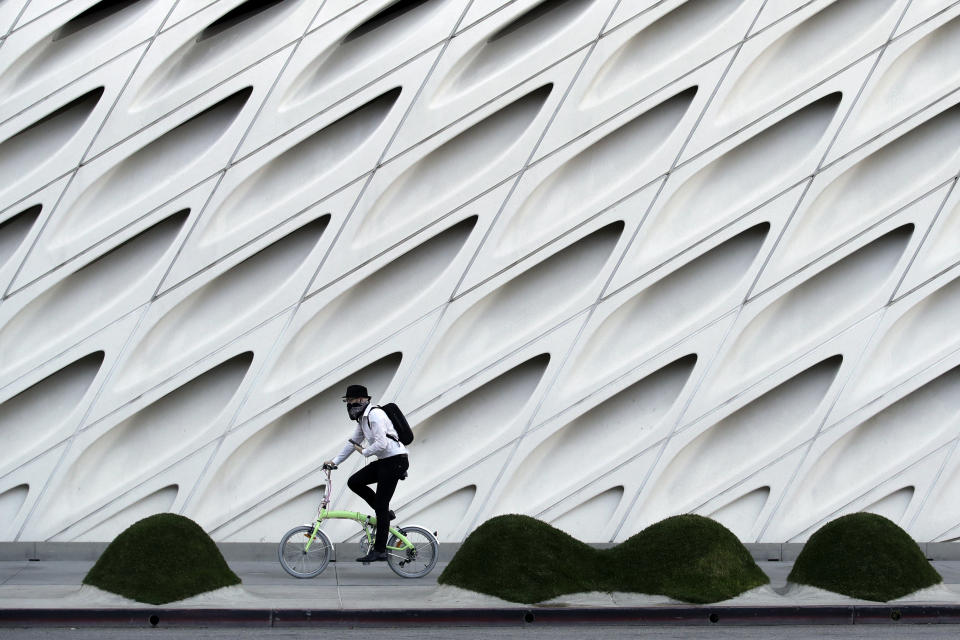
[342,384,370,399]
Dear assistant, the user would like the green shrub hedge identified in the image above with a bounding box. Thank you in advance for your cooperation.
[438,514,768,604]
[788,513,941,601]
[437,514,599,603]
[83,513,240,605]
[607,514,770,603]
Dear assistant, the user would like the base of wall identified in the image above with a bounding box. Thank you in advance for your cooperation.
[0,542,957,562]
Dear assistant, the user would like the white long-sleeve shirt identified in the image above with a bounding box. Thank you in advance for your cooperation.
[332,403,407,465]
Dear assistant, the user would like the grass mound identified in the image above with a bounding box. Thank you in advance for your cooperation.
[437,514,601,603]
[438,513,768,604]
[83,513,240,605]
[787,513,941,602]
[608,514,770,604]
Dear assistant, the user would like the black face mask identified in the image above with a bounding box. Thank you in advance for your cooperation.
[347,401,368,420]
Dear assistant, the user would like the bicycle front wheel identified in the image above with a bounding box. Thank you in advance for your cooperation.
[386,525,439,578]
[278,525,332,578]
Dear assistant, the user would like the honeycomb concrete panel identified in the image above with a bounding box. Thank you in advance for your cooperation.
[2,0,960,545]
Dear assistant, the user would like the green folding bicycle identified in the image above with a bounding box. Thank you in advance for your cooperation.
[277,466,439,579]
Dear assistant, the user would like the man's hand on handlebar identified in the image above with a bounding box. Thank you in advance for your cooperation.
[322,461,337,470]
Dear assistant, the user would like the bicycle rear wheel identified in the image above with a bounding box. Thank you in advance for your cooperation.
[386,525,439,578]
[278,525,332,578]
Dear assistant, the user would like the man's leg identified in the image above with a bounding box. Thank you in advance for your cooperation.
[372,456,408,552]
[347,460,381,512]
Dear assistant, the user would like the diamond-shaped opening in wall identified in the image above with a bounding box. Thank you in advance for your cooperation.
[584,0,745,107]
[54,87,250,245]
[203,87,401,243]
[412,353,550,478]
[416,220,621,391]
[496,354,695,515]
[855,14,960,133]
[435,0,593,103]
[268,215,475,391]
[720,0,898,119]
[134,0,297,107]
[789,486,917,544]
[707,486,771,540]
[915,196,960,272]
[792,364,960,522]
[286,0,446,106]
[198,0,292,41]
[639,92,840,263]
[920,452,960,542]
[0,210,188,374]
[784,103,960,266]
[55,0,151,39]
[789,485,919,543]
[47,352,253,526]
[0,0,153,98]
[344,0,438,43]
[359,83,552,241]
[0,87,103,192]
[571,222,768,387]
[854,273,960,398]
[70,484,178,542]
[718,224,913,387]
[395,485,475,542]
[0,351,104,473]
[191,352,403,528]
[120,215,326,388]
[549,486,624,541]
[0,485,29,528]
[500,86,697,255]
[863,487,915,523]
[221,484,324,542]
[0,204,41,269]
[645,355,843,519]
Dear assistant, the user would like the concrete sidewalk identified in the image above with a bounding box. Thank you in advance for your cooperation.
[0,558,449,610]
[3,558,960,626]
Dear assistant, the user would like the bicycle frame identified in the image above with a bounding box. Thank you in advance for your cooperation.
[304,468,414,553]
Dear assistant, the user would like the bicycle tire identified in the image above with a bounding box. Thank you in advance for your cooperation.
[386,525,439,578]
[278,525,332,578]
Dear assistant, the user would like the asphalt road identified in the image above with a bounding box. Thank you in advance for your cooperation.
[1,626,959,639]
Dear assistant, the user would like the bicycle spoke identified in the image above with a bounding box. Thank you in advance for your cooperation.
[279,526,331,578]
[384,526,437,578]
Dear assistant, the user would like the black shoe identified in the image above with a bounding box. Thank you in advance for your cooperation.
[356,551,388,563]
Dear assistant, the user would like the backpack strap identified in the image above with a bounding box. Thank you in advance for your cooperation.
[373,405,401,443]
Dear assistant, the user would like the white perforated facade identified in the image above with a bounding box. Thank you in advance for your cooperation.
[2,0,960,545]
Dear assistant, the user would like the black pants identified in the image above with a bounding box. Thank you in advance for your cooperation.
[347,454,409,552]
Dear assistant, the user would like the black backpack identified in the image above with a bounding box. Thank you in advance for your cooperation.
[377,403,414,445]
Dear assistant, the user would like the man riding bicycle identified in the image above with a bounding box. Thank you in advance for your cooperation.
[323,384,409,563]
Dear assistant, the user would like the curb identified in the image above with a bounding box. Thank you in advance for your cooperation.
[3,605,960,627]
[3,542,959,562]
